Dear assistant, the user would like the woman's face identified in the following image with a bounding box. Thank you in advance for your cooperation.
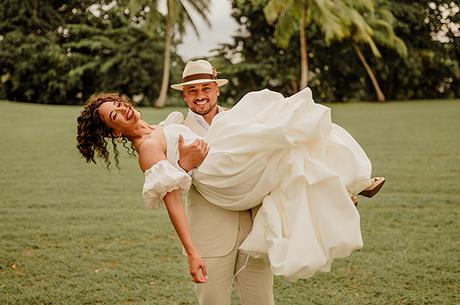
[98,100,141,136]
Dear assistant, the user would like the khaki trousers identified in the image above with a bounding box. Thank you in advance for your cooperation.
[195,211,274,305]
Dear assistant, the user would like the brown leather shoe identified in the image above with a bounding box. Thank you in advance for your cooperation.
[359,177,385,198]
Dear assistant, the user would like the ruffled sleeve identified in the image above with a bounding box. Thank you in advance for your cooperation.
[159,111,184,126]
[142,160,192,208]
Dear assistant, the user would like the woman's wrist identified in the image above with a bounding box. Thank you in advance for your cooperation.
[185,247,200,257]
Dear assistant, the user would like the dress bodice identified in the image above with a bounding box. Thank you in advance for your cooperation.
[142,124,202,208]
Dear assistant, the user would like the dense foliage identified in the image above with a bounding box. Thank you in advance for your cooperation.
[0,0,458,104]
[216,0,459,103]
[0,0,183,105]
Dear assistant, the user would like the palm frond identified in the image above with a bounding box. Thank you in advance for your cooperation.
[263,0,291,24]
[177,1,199,36]
[273,8,298,48]
[183,0,211,26]
[314,0,348,43]
[342,0,374,13]
[392,36,408,57]
[175,0,211,37]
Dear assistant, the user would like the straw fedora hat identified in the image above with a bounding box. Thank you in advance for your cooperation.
[171,60,228,90]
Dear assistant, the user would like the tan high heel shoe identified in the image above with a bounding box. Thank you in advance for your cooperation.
[359,177,386,198]
[351,195,359,206]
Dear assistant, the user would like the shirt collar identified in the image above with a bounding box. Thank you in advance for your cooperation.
[188,106,224,131]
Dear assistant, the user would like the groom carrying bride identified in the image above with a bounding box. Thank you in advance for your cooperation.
[163,60,385,305]
[162,59,275,305]
[76,59,385,305]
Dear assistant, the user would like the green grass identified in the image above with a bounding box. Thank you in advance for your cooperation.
[0,99,459,305]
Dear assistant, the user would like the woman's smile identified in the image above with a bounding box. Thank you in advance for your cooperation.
[126,107,134,120]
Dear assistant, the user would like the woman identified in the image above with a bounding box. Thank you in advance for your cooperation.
[76,88,384,281]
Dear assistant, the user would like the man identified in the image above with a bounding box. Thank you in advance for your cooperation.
[163,60,275,305]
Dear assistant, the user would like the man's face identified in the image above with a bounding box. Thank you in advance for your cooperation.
[182,82,220,116]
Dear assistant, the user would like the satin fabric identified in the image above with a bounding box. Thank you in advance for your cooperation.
[160,87,370,280]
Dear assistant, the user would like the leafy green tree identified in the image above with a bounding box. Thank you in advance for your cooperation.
[0,0,178,104]
[62,24,169,104]
[308,0,459,101]
[218,0,458,102]
[129,0,211,107]
[0,0,71,102]
[256,0,378,89]
[347,3,408,102]
[378,0,458,99]
[0,0,63,34]
[211,0,303,103]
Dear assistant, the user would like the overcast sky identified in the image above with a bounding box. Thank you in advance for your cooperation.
[176,0,239,60]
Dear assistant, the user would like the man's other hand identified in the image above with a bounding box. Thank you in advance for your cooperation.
[178,135,209,172]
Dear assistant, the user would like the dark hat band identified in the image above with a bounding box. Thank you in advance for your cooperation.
[183,73,216,83]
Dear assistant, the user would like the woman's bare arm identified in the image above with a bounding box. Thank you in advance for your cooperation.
[163,191,207,283]
[137,134,207,283]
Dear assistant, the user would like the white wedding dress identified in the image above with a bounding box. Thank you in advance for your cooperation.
[143,88,372,280]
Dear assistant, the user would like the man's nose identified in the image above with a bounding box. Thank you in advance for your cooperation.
[196,91,206,100]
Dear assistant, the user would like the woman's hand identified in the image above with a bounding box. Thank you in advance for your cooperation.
[188,253,208,283]
[163,191,207,284]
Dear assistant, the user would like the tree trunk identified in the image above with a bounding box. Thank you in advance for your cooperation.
[154,18,173,108]
[290,79,299,94]
[352,43,385,102]
[250,78,257,91]
[299,7,308,89]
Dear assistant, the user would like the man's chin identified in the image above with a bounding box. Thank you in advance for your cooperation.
[191,108,210,115]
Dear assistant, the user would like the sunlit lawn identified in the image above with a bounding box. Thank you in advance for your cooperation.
[0,98,459,305]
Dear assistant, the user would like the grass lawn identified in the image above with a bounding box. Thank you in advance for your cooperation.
[0,98,459,305]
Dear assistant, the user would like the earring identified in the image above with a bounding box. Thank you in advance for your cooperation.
[116,137,122,144]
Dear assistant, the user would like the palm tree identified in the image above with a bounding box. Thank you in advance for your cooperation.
[130,0,211,107]
[261,0,371,89]
[345,5,407,102]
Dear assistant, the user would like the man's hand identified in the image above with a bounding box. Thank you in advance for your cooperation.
[178,135,209,172]
[188,254,208,283]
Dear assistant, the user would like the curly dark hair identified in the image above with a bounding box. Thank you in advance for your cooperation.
[76,92,136,169]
